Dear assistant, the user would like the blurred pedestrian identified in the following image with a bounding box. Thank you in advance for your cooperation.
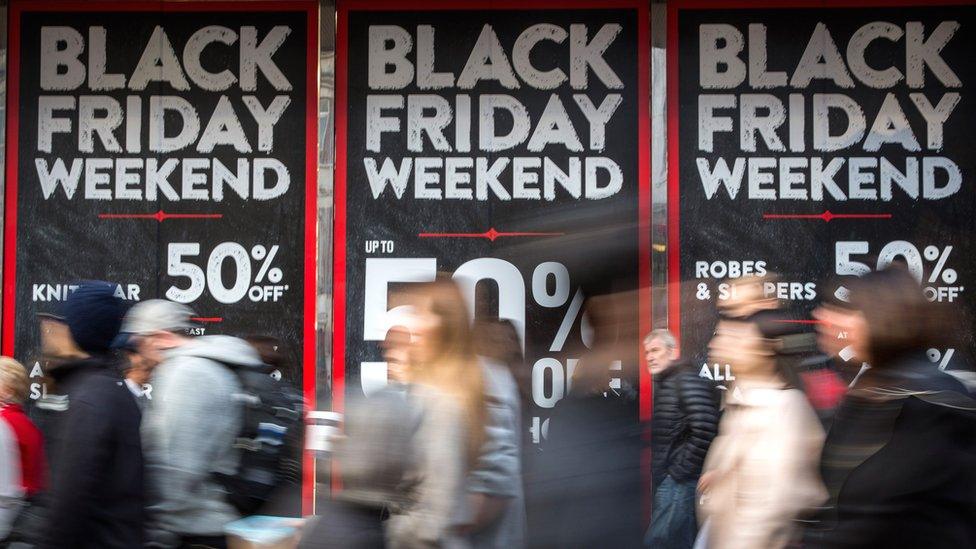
[807,267,976,547]
[644,329,718,549]
[38,281,144,549]
[386,277,487,548]
[298,325,417,549]
[300,391,413,548]
[4,314,79,547]
[462,317,526,548]
[698,278,826,549]
[474,318,534,496]
[531,293,643,548]
[123,300,265,549]
[0,357,46,543]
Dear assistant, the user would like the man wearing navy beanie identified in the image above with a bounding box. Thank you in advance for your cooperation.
[61,280,127,354]
[39,281,145,549]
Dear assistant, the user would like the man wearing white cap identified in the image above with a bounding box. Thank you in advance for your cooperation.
[117,299,264,549]
[111,300,190,412]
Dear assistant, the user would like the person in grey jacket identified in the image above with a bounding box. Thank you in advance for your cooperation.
[457,357,526,549]
[117,299,264,549]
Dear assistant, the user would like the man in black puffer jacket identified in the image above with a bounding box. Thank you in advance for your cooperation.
[644,330,719,549]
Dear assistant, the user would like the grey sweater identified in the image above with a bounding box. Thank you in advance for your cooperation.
[142,336,264,537]
[463,359,526,549]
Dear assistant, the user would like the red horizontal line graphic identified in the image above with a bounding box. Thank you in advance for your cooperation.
[418,228,564,242]
[98,210,223,222]
[191,317,223,323]
[763,210,892,223]
[773,319,825,325]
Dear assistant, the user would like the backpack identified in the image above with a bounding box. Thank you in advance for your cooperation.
[213,362,305,515]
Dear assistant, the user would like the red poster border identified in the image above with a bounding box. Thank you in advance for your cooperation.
[666,0,976,347]
[3,0,320,514]
[334,0,652,423]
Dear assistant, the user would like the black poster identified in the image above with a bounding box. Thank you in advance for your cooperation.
[336,0,651,435]
[3,1,318,414]
[670,1,976,373]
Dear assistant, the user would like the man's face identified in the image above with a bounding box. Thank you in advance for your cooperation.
[645,337,676,375]
[135,330,183,365]
[125,351,155,385]
[40,318,84,360]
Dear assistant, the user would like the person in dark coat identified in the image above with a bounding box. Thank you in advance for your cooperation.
[39,281,144,549]
[532,377,643,548]
[644,329,719,549]
[807,267,976,548]
[528,293,644,548]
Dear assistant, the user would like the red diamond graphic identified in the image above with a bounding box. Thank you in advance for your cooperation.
[486,228,499,241]
[821,210,834,222]
[154,210,166,222]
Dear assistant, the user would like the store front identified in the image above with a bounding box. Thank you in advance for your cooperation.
[0,0,972,532]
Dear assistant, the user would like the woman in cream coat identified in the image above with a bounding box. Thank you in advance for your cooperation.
[698,279,826,549]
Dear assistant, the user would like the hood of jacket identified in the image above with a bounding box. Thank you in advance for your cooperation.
[164,335,264,369]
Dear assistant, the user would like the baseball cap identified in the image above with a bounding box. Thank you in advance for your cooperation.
[111,299,195,350]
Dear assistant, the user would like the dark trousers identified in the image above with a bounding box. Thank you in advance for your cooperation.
[298,500,385,549]
[180,536,227,549]
[645,475,699,549]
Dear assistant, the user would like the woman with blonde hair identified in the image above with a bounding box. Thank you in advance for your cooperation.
[408,277,487,464]
[0,356,47,542]
[385,276,488,548]
[302,278,488,549]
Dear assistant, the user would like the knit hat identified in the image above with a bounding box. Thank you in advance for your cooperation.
[63,281,128,355]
